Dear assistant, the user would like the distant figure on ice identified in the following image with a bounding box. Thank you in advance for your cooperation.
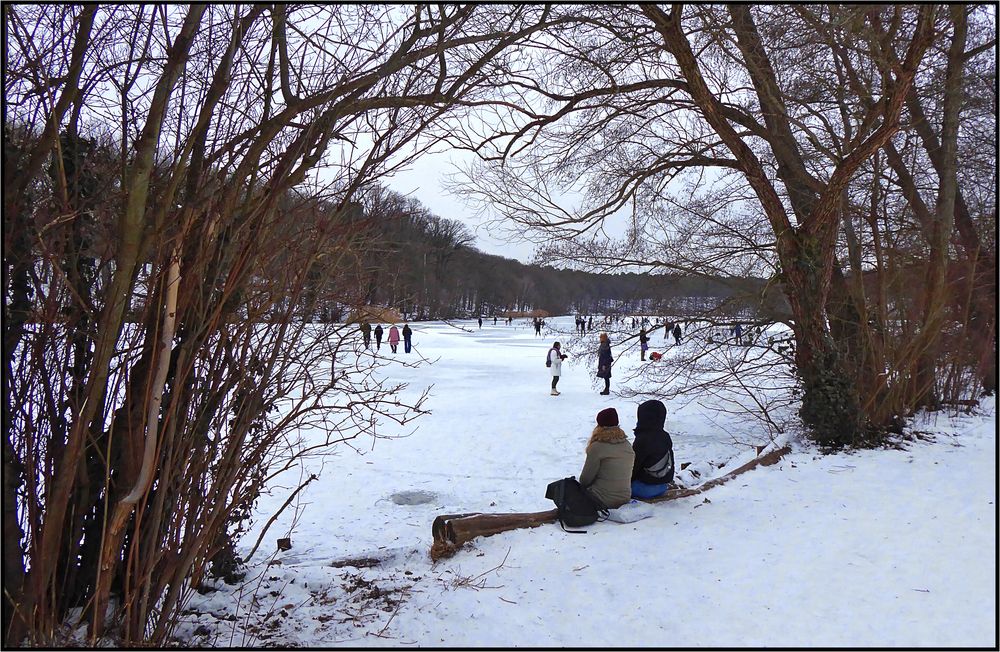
[360,320,372,349]
[494,316,497,325]
[402,322,413,353]
[374,324,384,350]
[639,327,649,361]
[630,399,674,499]
[388,324,400,353]
[597,332,613,395]
[672,322,682,345]
[533,317,542,336]
[587,315,593,331]
[734,322,743,343]
[578,408,635,509]
[547,341,568,396]
[478,316,483,329]
[663,320,673,341]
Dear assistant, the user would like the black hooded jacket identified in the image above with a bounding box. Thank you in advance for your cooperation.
[631,400,674,485]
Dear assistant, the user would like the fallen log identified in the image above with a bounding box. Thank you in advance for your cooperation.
[430,445,791,560]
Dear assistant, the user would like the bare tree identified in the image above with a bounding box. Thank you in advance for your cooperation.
[3,4,567,645]
[447,5,992,446]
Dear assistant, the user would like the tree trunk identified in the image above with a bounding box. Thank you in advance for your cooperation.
[90,249,181,641]
[912,6,967,409]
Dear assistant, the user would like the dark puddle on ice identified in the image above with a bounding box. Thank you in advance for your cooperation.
[389,490,437,505]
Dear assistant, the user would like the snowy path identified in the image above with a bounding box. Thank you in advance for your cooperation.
[178,316,996,647]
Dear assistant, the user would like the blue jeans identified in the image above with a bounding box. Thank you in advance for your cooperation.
[631,479,668,499]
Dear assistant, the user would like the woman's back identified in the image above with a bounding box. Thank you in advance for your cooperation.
[579,408,635,509]
[581,439,635,508]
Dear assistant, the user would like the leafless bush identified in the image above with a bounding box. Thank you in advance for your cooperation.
[3,4,564,646]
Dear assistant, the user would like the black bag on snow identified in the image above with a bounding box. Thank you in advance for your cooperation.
[545,476,608,532]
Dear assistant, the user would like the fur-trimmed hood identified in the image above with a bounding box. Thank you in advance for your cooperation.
[587,425,627,451]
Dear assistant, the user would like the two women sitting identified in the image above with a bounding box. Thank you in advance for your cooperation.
[578,400,675,509]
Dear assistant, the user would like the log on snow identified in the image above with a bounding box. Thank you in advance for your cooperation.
[647,444,791,502]
[430,445,791,560]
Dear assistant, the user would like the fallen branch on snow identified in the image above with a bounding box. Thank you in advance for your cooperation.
[429,445,791,560]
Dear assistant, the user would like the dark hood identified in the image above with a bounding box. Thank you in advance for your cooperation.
[634,399,667,433]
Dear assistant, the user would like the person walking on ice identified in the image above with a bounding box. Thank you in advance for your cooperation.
[359,320,372,349]
[388,324,400,353]
[374,323,384,350]
[547,341,568,396]
[402,322,413,353]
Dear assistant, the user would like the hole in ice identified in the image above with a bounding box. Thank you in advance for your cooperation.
[389,490,436,505]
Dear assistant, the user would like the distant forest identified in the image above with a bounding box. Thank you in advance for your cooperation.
[313,185,777,322]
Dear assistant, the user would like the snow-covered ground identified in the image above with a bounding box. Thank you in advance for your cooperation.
[177,315,997,648]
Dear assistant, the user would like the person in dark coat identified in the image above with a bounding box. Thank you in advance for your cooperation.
[672,322,682,345]
[597,332,613,395]
[374,324,384,350]
[360,320,372,349]
[630,399,674,499]
[402,323,413,353]
[639,327,649,361]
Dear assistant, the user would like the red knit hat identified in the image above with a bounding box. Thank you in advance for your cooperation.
[596,407,619,427]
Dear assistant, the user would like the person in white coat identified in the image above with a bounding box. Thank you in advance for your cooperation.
[547,341,568,395]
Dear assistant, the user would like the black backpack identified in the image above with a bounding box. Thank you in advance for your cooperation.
[545,348,554,367]
[545,477,608,532]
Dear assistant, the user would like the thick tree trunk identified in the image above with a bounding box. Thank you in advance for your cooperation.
[430,446,791,560]
[784,258,864,446]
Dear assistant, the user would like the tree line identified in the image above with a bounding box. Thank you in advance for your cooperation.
[300,183,771,322]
